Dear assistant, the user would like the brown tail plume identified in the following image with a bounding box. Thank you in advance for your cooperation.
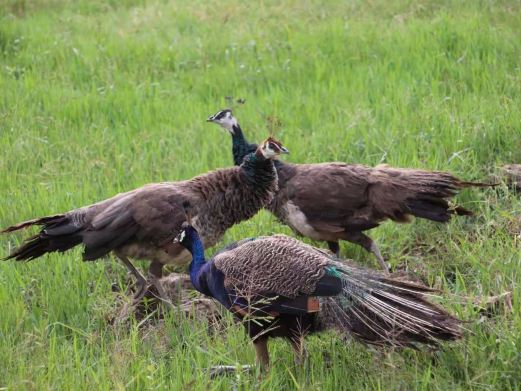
[1,214,66,233]
[373,166,495,223]
[2,214,82,261]
[404,175,496,222]
[317,263,462,347]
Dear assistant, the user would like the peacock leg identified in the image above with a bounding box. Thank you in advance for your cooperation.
[253,337,270,371]
[327,241,340,257]
[368,240,388,272]
[116,255,148,303]
[343,232,390,273]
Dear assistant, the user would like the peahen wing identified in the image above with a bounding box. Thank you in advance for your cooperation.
[283,163,381,232]
[82,182,193,260]
[2,182,194,262]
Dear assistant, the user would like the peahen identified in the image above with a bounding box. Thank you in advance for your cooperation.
[175,220,462,370]
[208,109,495,272]
[2,137,288,306]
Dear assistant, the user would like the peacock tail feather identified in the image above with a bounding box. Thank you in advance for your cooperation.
[317,261,461,346]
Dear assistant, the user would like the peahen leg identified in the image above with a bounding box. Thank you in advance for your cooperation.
[148,261,174,310]
[115,255,148,322]
[327,241,340,257]
[116,255,148,303]
[343,232,390,273]
[253,337,270,371]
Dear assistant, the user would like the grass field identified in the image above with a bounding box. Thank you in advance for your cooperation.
[1,0,520,389]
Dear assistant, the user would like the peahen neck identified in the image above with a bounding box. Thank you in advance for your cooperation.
[231,124,257,166]
[186,231,206,286]
[240,150,277,190]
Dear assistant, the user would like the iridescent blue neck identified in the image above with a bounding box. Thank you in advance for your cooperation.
[186,232,206,285]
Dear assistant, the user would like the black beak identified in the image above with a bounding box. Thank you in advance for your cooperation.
[280,146,290,154]
[207,116,215,122]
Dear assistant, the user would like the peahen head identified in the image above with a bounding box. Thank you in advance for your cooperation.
[207,109,238,134]
[207,109,258,166]
[257,137,289,159]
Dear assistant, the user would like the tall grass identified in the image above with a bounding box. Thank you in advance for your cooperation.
[1,0,520,389]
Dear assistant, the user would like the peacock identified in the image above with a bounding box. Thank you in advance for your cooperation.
[208,109,494,272]
[2,137,288,306]
[175,218,462,370]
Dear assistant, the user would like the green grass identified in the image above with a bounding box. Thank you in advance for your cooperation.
[1,0,520,389]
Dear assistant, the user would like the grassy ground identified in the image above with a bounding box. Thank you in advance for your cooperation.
[1,0,520,389]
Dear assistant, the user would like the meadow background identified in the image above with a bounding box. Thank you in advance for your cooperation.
[1,0,520,389]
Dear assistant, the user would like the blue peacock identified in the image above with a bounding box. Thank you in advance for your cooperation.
[175,204,461,370]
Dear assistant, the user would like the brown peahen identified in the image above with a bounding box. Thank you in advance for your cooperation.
[2,137,288,306]
[175,221,462,370]
[208,109,495,272]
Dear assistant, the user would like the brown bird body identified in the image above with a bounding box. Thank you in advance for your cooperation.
[2,137,288,304]
[208,109,494,271]
[270,162,481,242]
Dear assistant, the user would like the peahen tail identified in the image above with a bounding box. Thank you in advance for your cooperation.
[403,172,491,221]
[317,262,462,347]
[373,165,497,223]
[2,214,82,261]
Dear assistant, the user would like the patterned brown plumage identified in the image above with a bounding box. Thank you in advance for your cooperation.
[208,109,495,271]
[214,235,330,298]
[220,235,462,349]
[1,137,287,305]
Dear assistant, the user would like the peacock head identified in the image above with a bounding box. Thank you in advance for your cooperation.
[257,137,289,159]
[173,201,201,252]
[207,109,238,134]
[173,222,199,251]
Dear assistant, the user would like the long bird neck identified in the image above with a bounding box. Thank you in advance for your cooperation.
[185,144,278,249]
[186,231,207,285]
[241,150,278,190]
[230,124,287,174]
[231,124,251,166]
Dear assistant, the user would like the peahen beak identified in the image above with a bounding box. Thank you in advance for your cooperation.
[207,116,216,122]
[280,146,290,154]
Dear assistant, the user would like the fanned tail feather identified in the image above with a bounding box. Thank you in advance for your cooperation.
[318,262,461,347]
